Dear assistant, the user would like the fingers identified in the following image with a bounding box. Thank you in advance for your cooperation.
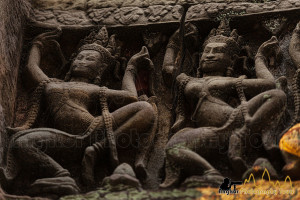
[263,36,279,47]
[294,21,300,34]
[270,36,278,42]
[35,27,62,42]
[140,46,148,54]
[136,46,150,58]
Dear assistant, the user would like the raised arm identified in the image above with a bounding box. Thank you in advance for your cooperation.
[104,47,153,108]
[25,29,62,88]
[25,44,49,87]
[289,21,300,68]
[162,23,198,87]
[254,36,280,82]
[122,46,153,97]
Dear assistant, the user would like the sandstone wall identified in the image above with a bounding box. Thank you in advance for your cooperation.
[0,0,31,160]
[29,0,300,28]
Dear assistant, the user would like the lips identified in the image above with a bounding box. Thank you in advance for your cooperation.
[204,60,218,63]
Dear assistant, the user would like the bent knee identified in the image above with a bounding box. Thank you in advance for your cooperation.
[268,89,287,106]
[166,147,180,158]
[137,101,156,121]
[12,139,31,150]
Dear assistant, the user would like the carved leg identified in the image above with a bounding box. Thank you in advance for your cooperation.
[161,146,221,188]
[228,127,248,176]
[135,102,158,180]
[111,101,156,178]
[161,127,226,187]
[246,89,286,151]
[7,129,82,195]
[246,89,286,132]
[160,159,181,188]
[81,146,98,185]
[81,140,106,186]
[14,137,70,178]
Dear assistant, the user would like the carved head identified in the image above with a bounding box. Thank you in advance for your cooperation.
[198,21,242,77]
[66,27,120,84]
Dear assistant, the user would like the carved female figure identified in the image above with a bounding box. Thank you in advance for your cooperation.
[280,21,300,179]
[1,27,157,196]
[161,22,287,188]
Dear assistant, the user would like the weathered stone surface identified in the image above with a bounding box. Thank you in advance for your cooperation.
[88,5,182,26]
[30,0,87,10]
[2,1,300,200]
[0,0,30,165]
[30,0,300,28]
[60,180,300,200]
[33,9,91,25]
[114,7,144,25]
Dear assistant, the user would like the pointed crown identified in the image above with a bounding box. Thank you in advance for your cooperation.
[77,27,120,65]
[203,20,242,55]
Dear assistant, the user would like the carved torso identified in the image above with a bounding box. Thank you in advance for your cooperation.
[44,81,100,135]
[184,76,239,128]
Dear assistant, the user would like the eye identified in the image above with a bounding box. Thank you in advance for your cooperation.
[203,48,210,53]
[86,57,96,61]
[213,47,225,53]
[76,55,83,60]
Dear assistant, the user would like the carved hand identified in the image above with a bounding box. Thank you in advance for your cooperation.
[32,27,62,50]
[257,36,281,59]
[127,46,154,72]
[294,21,300,34]
[289,21,300,68]
[171,115,185,133]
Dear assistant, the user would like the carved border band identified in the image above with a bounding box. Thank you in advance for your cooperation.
[31,0,300,27]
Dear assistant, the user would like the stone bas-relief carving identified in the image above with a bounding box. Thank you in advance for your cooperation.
[30,0,300,27]
[279,21,300,179]
[2,9,300,199]
[161,22,287,187]
[0,27,157,198]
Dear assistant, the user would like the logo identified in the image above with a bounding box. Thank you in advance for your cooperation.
[218,168,295,195]
[239,168,294,195]
[219,177,242,195]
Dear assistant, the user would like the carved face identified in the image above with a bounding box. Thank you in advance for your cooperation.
[200,42,232,76]
[71,50,104,81]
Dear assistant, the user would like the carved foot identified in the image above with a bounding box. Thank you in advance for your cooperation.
[135,162,148,181]
[282,159,300,179]
[243,158,279,180]
[181,169,224,188]
[82,173,96,186]
[171,115,185,134]
[160,175,180,188]
[230,157,248,177]
[28,176,80,199]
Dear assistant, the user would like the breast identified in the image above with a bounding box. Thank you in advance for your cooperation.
[184,79,205,100]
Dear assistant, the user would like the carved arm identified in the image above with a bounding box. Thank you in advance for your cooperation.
[25,44,50,88]
[289,21,300,68]
[25,29,62,88]
[122,46,153,97]
[254,36,280,82]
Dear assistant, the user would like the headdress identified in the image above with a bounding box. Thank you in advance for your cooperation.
[197,21,248,78]
[77,26,120,65]
[203,20,243,55]
[65,27,121,82]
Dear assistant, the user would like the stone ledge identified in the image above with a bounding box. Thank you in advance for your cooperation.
[59,180,300,200]
[30,0,300,28]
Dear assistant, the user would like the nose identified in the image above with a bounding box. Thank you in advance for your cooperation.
[206,50,215,59]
